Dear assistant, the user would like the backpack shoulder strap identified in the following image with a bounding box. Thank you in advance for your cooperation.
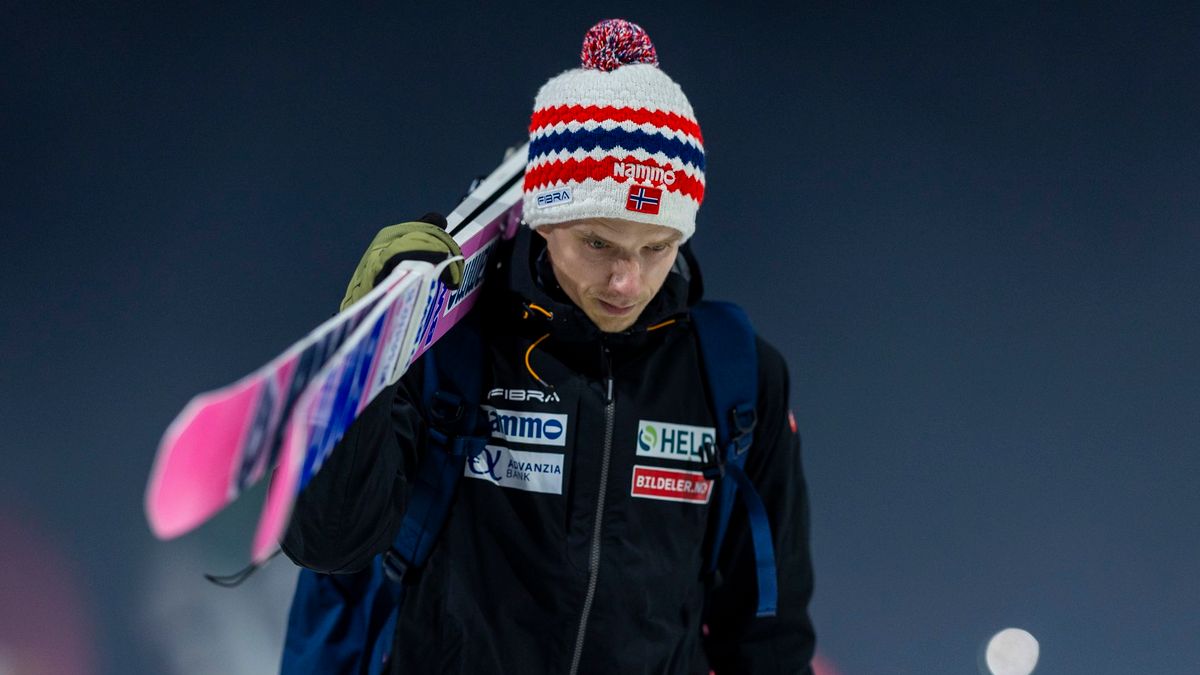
[368,317,488,672]
[691,300,778,618]
[387,317,487,579]
[282,319,489,675]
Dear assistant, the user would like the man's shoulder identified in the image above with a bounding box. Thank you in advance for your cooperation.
[686,301,790,392]
[753,333,791,406]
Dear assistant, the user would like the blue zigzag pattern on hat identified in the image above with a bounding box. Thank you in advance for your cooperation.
[528,127,706,172]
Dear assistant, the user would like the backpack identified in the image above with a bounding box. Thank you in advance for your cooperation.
[280,301,777,674]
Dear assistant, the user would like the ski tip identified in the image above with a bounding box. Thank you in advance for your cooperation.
[144,482,209,540]
[249,420,304,564]
[144,379,265,539]
[250,488,294,565]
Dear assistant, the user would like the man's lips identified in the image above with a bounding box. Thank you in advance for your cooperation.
[596,299,636,315]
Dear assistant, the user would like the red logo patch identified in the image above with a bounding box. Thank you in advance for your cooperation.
[630,465,713,504]
[625,185,662,215]
[788,410,798,434]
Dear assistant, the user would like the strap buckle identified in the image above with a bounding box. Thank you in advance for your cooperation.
[729,404,757,457]
[427,390,486,458]
[700,441,724,480]
[428,390,466,428]
[382,547,410,585]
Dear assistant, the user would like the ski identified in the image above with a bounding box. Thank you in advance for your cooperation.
[145,144,527,549]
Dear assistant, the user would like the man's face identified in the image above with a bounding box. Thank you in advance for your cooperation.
[537,218,682,333]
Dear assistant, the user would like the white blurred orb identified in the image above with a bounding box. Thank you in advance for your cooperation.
[985,627,1039,675]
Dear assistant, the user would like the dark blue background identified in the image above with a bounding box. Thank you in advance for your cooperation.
[3,3,1197,673]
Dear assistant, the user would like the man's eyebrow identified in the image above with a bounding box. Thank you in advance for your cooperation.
[577,228,680,247]
[577,229,610,242]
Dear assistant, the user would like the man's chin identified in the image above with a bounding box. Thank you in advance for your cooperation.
[585,302,643,333]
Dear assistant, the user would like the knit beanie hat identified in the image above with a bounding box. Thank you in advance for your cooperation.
[523,19,706,241]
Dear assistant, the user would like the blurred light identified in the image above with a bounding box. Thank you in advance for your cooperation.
[986,627,1039,675]
[0,509,97,675]
[812,652,842,675]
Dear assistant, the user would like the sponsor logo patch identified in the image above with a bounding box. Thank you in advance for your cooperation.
[466,445,564,495]
[485,406,568,446]
[487,388,561,403]
[613,161,677,186]
[636,420,715,464]
[535,187,573,208]
[630,465,713,504]
[625,185,662,215]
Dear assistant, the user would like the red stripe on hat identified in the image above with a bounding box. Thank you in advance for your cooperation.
[530,105,703,145]
[524,155,705,204]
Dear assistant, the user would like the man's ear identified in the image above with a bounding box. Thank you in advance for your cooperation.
[534,225,550,240]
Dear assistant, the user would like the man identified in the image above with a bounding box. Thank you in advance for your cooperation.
[283,19,815,674]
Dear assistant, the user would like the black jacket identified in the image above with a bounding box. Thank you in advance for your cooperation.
[283,228,815,674]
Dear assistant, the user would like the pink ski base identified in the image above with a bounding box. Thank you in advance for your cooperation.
[145,378,264,539]
[144,142,527,554]
[252,408,305,562]
[144,257,420,540]
[250,204,522,563]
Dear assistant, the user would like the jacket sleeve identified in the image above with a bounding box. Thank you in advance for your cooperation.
[704,337,816,674]
[280,359,427,574]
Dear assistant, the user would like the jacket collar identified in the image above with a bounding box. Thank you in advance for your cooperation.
[494,226,704,345]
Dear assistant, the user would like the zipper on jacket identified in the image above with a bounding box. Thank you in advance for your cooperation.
[568,346,615,675]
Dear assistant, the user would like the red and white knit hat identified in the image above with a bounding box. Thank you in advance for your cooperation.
[523,19,706,241]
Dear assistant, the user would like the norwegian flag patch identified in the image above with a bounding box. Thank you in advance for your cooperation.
[625,185,662,215]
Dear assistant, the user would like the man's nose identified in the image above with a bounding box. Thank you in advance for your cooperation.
[608,258,641,296]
